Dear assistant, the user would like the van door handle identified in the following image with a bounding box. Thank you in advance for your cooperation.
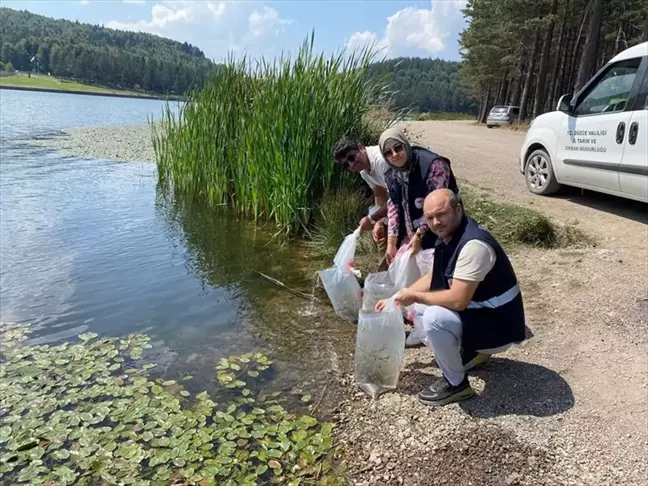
[616,122,626,144]
[628,122,638,145]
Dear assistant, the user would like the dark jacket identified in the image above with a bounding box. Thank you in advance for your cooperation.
[385,147,458,249]
[430,216,526,351]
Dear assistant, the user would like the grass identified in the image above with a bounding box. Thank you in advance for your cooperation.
[307,185,371,256]
[0,73,150,97]
[461,187,593,249]
[152,33,397,237]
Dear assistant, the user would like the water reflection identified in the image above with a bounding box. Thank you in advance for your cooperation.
[156,188,356,395]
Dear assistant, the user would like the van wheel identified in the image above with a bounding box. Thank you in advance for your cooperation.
[486,125,493,128]
[525,149,561,195]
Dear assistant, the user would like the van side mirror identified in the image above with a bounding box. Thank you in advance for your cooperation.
[557,94,574,114]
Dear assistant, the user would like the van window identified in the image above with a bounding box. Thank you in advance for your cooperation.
[574,58,641,116]
[490,107,508,113]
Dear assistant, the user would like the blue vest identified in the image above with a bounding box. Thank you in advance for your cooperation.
[430,216,526,351]
[385,147,458,249]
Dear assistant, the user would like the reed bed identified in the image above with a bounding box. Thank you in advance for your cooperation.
[152,34,396,236]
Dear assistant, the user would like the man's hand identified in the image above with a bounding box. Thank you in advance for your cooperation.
[394,289,418,307]
[372,222,386,243]
[359,216,374,231]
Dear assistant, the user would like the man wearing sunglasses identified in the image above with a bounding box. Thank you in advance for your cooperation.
[332,137,390,246]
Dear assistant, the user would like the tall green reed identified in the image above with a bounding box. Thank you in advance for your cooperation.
[152,33,395,236]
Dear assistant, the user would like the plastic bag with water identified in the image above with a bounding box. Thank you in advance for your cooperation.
[415,248,435,276]
[362,271,395,312]
[388,248,422,290]
[319,227,363,322]
[333,227,361,274]
[318,267,362,322]
[354,299,406,399]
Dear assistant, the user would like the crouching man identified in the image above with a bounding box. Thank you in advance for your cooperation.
[376,188,526,406]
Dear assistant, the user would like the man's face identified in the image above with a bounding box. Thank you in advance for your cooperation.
[424,197,463,241]
[338,146,369,173]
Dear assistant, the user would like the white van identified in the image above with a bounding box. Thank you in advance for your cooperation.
[519,42,648,203]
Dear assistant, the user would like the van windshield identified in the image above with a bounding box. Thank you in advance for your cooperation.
[490,107,508,113]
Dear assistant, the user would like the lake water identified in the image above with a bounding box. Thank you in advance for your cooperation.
[0,89,353,399]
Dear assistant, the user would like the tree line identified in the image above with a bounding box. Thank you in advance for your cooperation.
[368,57,479,115]
[0,7,213,95]
[459,0,648,123]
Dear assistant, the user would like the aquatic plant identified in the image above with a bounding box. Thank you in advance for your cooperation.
[0,322,341,485]
[152,33,396,236]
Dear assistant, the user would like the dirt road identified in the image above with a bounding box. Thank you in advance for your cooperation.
[336,120,648,486]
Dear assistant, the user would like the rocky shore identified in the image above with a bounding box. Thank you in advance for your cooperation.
[36,123,155,162]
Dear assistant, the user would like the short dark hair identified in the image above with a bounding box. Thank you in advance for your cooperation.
[332,136,360,163]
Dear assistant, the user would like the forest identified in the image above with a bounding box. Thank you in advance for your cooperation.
[459,0,648,123]
[0,8,213,95]
[367,58,479,115]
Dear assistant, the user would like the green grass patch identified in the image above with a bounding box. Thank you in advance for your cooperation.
[461,188,593,249]
[152,34,397,237]
[0,73,147,97]
[308,185,371,256]
[0,322,342,485]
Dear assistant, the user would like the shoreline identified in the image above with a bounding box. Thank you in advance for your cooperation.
[0,84,184,101]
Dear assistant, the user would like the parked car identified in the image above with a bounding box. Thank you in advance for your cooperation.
[519,41,648,203]
[486,105,520,127]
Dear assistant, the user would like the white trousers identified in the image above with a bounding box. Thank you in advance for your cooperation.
[414,304,512,386]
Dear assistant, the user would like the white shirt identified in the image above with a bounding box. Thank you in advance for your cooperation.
[452,240,497,282]
[359,146,389,189]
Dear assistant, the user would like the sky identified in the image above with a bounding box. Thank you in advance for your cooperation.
[2,1,469,63]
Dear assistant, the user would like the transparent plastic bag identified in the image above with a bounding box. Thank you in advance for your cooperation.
[354,299,406,399]
[406,303,428,346]
[333,227,361,274]
[362,271,395,312]
[318,266,362,322]
[388,248,421,290]
[415,249,435,276]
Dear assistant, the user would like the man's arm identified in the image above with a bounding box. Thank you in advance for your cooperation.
[409,279,479,311]
[371,186,389,220]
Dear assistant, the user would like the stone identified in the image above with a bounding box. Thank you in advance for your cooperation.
[505,472,522,485]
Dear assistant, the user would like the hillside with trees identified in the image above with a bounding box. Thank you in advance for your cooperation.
[368,58,479,115]
[0,7,214,95]
[459,0,648,123]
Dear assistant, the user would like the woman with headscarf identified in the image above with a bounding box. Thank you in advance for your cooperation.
[379,127,459,265]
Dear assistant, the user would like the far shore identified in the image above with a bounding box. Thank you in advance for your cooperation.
[0,84,183,102]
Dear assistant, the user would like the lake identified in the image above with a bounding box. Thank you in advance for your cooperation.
[0,89,353,400]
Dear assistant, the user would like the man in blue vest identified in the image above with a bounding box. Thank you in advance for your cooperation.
[376,188,526,406]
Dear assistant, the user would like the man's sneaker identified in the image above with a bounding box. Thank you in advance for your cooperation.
[462,348,491,371]
[418,375,475,406]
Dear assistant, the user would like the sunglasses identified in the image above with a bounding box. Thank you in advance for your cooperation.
[337,151,357,166]
[382,143,405,159]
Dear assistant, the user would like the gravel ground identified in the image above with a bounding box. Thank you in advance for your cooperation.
[36,123,155,162]
[34,120,648,485]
